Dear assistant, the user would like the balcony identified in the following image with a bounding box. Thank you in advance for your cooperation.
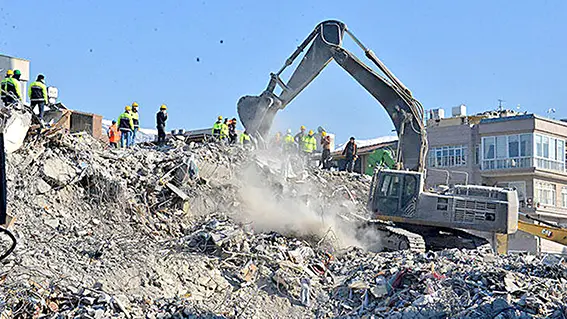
[482,157,532,170]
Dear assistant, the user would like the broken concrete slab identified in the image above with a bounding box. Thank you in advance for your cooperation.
[2,109,31,154]
[42,157,77,185]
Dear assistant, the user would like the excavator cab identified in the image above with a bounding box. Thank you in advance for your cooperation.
[371,170,420,217]
[368,169,422,217]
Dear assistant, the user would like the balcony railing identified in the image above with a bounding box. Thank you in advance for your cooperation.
[481,157,532,170]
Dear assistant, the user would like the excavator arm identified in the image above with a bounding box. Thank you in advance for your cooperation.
[517,214,567,247]
[237,20,428,172]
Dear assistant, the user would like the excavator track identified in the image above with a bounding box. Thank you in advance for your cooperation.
[358,220,426,253]
[381,224,426,252]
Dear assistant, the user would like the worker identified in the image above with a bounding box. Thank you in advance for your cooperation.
[239,130,252,148]
[294,125,306,150]
[108,120,120,148]
[320,131,331,169]
[283,129,294,153]
[131,102,140,146]
[0,70,13,105]
[156,104,168,146]
[212,116,223,140]
[272,131,282,149]
[301,130,317,157]
[1,69,22,106]
[228,118,238,144]
[28,74,48,122]
[117,105,134,148]
[221,118,230,143]
[342,136,358,173]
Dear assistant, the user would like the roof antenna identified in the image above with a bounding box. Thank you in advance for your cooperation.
[497,99,505,112]
[547,108,556,119]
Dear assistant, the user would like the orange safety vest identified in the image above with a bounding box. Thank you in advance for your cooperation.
[108,124,120,143]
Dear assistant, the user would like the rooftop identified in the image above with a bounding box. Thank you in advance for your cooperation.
[480,113,567,127]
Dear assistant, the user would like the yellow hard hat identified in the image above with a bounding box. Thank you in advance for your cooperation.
[300,125,306,130]
[218,116,223,120]
[132,102,139,108]
[309,130,314,135]
[6,69,13,76]
[125,105,132,111]
[322,131,327,136]
[160,104,167,110]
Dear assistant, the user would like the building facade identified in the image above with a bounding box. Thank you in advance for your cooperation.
[426,109,567,254]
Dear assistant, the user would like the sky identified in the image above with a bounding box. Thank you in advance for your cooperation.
[1,1,566,144]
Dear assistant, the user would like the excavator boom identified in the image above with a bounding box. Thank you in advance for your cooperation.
[238,20,427,172]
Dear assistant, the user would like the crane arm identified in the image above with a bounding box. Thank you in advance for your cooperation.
[237,20,427,172]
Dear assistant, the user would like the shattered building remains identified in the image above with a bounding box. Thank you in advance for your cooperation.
[0,129,565,318]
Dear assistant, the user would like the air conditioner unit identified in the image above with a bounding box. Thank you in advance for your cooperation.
[430,108,445,120]
[452,104,467,117]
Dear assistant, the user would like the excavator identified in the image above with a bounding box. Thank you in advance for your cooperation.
[237,20,567,252]
[237,20,522,251]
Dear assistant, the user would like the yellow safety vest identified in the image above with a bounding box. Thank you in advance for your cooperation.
[221,123,229,138]
[302,135,316,153]
[284,134,294,144]
[240,133,251,144]
[212,121,222,136]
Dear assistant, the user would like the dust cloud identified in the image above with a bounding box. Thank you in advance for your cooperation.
[233,150,382,251]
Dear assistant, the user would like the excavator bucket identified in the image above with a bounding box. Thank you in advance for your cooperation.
[237,92,281,137]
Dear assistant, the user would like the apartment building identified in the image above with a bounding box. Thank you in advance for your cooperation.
[426,107,567,254]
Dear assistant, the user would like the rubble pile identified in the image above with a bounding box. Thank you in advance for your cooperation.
[0,133,565,318]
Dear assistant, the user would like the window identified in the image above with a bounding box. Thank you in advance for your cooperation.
[536,135,543,157]
[482,134,533,170]
[496,135,507,159]
[535,181,556,206]
[562,187,567,208]
[534,134,565,172]
[401,175,417,205]
[508,135,519,158]
[520,134,532,157]
[484,137,495,160]
[428,145,468,168]
[379,174,400,197]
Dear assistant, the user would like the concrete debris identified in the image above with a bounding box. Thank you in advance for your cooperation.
[2,109,32,154]
[0,132,565,318]
[42,156,77,185]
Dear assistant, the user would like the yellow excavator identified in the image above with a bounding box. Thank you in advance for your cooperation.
[237,20,567,252]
